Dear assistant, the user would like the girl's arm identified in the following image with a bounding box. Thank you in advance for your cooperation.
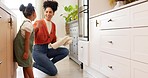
[23,30,31,60]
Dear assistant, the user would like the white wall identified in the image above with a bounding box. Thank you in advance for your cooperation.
[89,0,112,17]
[2,0,77,38]
[52,0,78,38]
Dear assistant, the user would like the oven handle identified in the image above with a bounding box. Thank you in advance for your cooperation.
[79,9,88,13]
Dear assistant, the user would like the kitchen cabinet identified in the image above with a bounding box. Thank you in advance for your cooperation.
[131,27,148,64]
[100,52,130,78]
[89,17,101,71]
[100,29,131,58]
[0,7,7,78]
[78,40,89,66]
[0,3,17,78]
[130,2,148,77]
[6,15,17,78]
[69,20,80,64]
[131,60,148,78]
[99,7,130,29]
[87,0,148,78]
[130,1,148,63]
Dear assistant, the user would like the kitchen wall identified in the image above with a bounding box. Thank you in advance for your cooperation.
[2,0,77,38]
[89,0,112,17]
[35,0,78,38]
[52,0,78,38]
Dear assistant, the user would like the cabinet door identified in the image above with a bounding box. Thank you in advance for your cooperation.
[0,7,9,78]
[69,26,79,60]
[78,40,89,66]
[131,2,148,27]
[131,27,148,64]
[131,61,148,78]
[89,17,101,71]
[7,15,17,78]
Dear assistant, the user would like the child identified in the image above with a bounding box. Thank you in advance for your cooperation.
[13,3,36,78]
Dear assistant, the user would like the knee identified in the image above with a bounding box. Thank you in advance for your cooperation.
[63,48,69,56]
[49,68,57,76]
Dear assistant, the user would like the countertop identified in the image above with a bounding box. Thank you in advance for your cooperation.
[90,0,148,19]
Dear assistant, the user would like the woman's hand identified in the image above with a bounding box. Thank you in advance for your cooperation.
[23,52,29,60]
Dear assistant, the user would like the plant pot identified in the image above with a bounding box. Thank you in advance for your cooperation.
[114,1,125,8]
[65,23,70,35]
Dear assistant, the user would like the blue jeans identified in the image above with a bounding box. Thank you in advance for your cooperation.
[32,44,69,76]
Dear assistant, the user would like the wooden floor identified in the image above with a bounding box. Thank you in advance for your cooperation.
[16,57,94,78]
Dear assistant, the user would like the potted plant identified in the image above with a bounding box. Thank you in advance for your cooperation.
[109,0,135,7]
[61,4,78,35]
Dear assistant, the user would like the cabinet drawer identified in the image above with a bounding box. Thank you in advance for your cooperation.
[70,26,78,35]
[131,2,148,27]
[100,29,131,58]
[131,60,148,78]
[100,52,130,78]
[72,35,78,42]
[99,8,130,29]
[131,27,148,64]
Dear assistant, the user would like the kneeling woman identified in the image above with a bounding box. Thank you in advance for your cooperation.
[32,1,69,76]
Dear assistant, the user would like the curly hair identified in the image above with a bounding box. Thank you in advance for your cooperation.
[19,3,35,18]
[43,1,58,13]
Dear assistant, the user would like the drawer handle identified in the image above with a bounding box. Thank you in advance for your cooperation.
[108,19,112,22]
[8,17,13,26]
[108,65,113,69]
[96,20,99,27]
[81,47,83,48]
[0,61,2,64]
[108,41,113,44]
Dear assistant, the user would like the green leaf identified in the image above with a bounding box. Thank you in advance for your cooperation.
[61,4,78,23]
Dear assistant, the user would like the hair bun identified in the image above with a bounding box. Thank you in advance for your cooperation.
[28,3,32,7]
[43,1,58,12]
[19,4,25,11]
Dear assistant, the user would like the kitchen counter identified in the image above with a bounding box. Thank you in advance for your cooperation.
[90,0,147,19]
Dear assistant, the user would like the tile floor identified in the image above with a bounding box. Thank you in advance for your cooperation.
[16,57,94,78]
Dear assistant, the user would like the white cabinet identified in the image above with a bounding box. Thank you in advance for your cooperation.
[100,52,130,78]
[130,2,148,77]
[88,1,148,78]
[97,4,132,78]
[100,29,131,58]
[89,17,101,71]
[78,40,89,66]
[131,61,148,78]
[99,8,130,29]
[131,27,148,64]
[130,1,148,27]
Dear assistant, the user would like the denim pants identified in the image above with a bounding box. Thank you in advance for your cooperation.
[32,44,69,76]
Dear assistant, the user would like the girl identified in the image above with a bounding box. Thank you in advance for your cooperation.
[14,3,36,78]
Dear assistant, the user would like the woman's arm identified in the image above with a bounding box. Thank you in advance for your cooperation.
[34,21,42,33]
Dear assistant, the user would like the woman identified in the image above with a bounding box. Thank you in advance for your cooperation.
[14,3,36,78]
[32,1,69,76]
